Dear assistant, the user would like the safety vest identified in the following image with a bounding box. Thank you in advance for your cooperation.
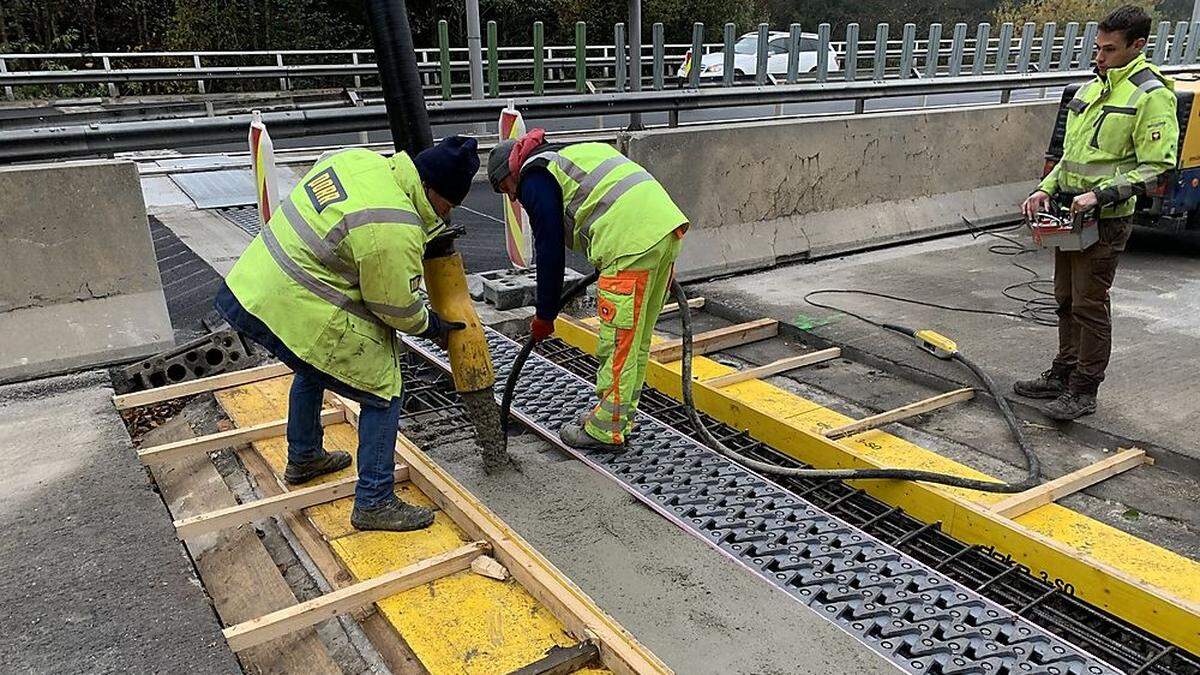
[225,149,444,399]
[520,142,688,266]
[1039,53,1178,218]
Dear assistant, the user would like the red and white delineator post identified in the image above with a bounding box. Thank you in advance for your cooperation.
[248,110,279,227]
[499,103,533,269]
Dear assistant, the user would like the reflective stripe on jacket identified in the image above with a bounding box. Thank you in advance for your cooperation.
[225,148,443,399]
[519,142,688,267]
[1039,53,1179,218]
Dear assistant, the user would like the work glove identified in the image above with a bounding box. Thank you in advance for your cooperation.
[419,310,466,350]
[530,317,555,343]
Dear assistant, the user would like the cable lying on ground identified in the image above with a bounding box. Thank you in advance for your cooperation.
[671,281,1042,494]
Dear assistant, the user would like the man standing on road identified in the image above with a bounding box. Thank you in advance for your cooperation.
[216,136,478,532]
[1017,5,1177,420]
[487,130,689,451]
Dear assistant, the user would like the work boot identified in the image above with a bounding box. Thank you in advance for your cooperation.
[284,450,352,485]
[351,496,435,532]
[1043,391,1097,421]
[1013,368,1069,399]
[560,418,624,453]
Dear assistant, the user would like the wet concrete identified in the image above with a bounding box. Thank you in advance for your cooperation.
[402,416,896,675]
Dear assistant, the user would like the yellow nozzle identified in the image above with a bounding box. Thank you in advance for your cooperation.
[913,329,959,359]
[422,252,495,393]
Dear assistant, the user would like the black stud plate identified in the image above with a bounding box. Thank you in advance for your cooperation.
[406,329,1119,675]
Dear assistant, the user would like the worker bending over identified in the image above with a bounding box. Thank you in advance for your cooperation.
[216,136,478,531]
[1018,4,1177,420]
[488,131,689,451]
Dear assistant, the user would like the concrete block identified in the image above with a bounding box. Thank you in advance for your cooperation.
[474,302,536,339]
[621,102,1058,280]
[0,160,173,383]
[473,267,585,310]
[113,329,251,393]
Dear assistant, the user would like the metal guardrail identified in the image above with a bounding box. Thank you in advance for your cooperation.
[3,18,1199,101]
[10,67,1199,163]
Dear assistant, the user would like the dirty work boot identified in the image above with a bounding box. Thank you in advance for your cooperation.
[1013,368,1069,399]
[284,450,352,485]
[351,497,435,532]
[559,416,625,452]
[1043,391,1097,421]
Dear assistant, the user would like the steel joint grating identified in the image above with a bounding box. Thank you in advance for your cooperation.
[405,329,1120,675]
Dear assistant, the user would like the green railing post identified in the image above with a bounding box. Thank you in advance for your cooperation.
[533,21,545,95]
[487,20,499,97]
[575,21,587,93]
[438,20,452,100]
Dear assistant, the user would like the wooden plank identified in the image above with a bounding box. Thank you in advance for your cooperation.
[234,446,427,672]
[823,388,975,440]
[113,362,291,410]
[648,319,779,363]
[332,394,671,675]
[990,448,1151,519]
[141,413,340,673]
[657,297,705,317]
[174,466,409,540]
[138,408,345,463]
[223,541,488,652]
[702,349,841,388]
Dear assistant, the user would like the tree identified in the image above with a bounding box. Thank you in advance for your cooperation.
[991,0,1164,25]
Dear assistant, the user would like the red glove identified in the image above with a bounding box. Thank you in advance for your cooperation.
[530,317,555,343]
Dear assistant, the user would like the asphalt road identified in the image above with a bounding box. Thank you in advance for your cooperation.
[454,180,593,274]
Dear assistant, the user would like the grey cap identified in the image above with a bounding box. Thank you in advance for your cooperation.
[487,139,517,192]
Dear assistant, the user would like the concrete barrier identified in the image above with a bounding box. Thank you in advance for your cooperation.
[0,160,173,383]
[620,101,1057,280]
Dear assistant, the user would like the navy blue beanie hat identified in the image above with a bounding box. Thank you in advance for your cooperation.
[412,135,480,205]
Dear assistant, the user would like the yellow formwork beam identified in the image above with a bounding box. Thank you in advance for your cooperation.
[214,376,612,675]
[554,315,1200,655]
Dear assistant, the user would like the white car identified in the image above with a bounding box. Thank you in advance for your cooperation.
[677,31,841,82]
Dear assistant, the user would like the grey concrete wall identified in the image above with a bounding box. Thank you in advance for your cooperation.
[0,160,163,310]
[621,101,1058,279]
[0,160,172,382]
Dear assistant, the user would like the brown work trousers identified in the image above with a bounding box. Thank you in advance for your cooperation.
[1050,218,1133,395]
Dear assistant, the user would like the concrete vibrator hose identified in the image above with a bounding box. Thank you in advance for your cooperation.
[498,273,1042,494]
[669,280,1042,493]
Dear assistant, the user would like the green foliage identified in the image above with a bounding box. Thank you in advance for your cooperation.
[764,0,997,33]
[0,0,1190,57]
[165,0,368,51]
[991,0,1162,25]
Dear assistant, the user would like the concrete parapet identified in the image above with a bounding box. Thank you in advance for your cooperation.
[621,102,1057,279]
[0,159,172,382]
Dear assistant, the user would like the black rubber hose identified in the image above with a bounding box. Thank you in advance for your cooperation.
[670,280,1041,493]
[500,270,601,442]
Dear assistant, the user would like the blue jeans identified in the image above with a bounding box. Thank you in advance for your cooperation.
[287,370,400,509]
[215,283,400,509]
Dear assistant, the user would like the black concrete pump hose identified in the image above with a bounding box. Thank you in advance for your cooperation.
[500,270,602,446]
[669,281,1042,494]
[499,274,1040,493]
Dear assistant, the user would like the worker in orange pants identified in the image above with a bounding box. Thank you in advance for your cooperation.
[488,130,688,450]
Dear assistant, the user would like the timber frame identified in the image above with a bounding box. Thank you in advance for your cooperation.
[117,366,670,675]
